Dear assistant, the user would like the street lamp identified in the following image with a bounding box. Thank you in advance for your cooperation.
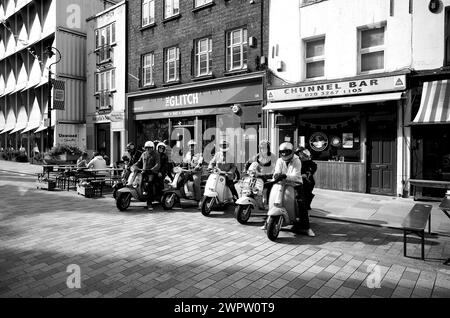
[46,46,62,151]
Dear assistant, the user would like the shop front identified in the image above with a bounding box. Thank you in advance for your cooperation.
[265,72,409,196]
[128,73,265,166]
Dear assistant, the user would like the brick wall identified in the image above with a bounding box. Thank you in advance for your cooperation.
[127,0,270,93]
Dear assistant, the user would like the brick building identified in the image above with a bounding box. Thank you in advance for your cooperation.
[126,0,269,165]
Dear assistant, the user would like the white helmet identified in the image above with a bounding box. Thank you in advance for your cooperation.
[279,142,294,162]
[144,141,155,149]
[157,142,166,149]
[188,140,197,146]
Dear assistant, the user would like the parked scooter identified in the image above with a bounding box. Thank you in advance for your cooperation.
[115,166,153,211]
[265,176,300,241]
[201,168,235,216]
[161,166,200,210]
[234,171,265,224]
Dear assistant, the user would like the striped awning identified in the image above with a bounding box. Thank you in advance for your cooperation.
[412,80,450,125]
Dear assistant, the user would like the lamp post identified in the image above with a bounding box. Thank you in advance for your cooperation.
[46,46,62,151]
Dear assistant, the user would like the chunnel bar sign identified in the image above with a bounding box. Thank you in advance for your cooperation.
[268,75,406,102]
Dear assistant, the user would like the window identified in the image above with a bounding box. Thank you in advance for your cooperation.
[305,37,325,79]
[165,47,180,83]
[142,52,154,86]
[226,28,248,71]
[95,23,116,49]
[359,26,385,73]
[195,37,212,77]
[195,0,213,7]
[164,0,180,19]
[142,0,155,27]
[95,69,116,94]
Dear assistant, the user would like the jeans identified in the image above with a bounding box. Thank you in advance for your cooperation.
[226,176,239,199]
[192,172,202,201]
[294,184,310,230]
[143,173,155,206]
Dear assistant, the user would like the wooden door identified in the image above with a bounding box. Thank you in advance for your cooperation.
[368,121,396,195]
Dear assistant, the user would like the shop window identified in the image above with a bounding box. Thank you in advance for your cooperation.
[142,0,155,27]
[226,28,248,71]
[305,37,325,79]
[164,0,180,19]
[142,52,155,86]
[164,46,180,83]
[195,37,212,77]
[135,120,169,150]
[358,25,385,73]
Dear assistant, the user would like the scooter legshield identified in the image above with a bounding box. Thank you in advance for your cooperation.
[118,187,139,200]
[236,197,256,207]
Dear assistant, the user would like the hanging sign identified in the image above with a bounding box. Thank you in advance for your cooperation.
[53,80,66,110]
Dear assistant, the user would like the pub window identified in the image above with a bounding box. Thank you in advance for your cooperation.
[142,0,155,27]
[164,46,180,83]
[226,28,248,71]
[195,37,212,77]
[305,37,325,79]
[445,6,450,66]
[358,25,385,73]
[164,0,180,19]
[195,0,213,8]
[142,52,155,86]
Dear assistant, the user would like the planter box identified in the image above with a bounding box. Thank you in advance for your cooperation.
[77,184,94,198]
[37,180,56,191]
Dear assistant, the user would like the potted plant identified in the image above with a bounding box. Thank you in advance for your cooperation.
[44,144,83,164]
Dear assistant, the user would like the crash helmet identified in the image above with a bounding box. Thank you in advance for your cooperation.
[122,153,131,162]
[157,142,166,152]
[259,140,271,154]
[219,140,230,152]
[126,142,135,152]
[279,142,294,162]
[144,141,155,149]
[188,140,197,147]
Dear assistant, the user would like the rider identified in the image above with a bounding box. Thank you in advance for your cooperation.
[208,140,239,202]
[126,142,143,166]
[273,142,315,237]
[244,140,277,206]
[133,141,161,211]
[183,140,204,202]
[156,142,170,198]
[296,146,317,211]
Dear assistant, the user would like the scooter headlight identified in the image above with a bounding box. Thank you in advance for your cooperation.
[242,189,252,196]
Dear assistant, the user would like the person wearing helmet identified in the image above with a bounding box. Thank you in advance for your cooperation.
[155,142,170,197]
[126,142,142,166]
[183,140,204,202]
[273,142,315,237]
[208,140,239,201]
[244,140,277,206]
[296,146,317,211]
[133,141,161,211]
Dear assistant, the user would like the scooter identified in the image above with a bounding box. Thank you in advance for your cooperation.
[234,171,265,224]
[201,168,235,216]
[161,166,200,210]
[115,167,152,212]
[265,176,300,241]
[112,162,131,199]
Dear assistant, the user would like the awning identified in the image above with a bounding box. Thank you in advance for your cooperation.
[412,80,450,125]
[0,110,5,131]
[263,92,404,111]
[22,98,42,133]
[0,108,16,134]
[10,106,28,133]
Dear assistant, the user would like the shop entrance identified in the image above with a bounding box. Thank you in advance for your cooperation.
[96,123,111,158]
[367,119,396,196]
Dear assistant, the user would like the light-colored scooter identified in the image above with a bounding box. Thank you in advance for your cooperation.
[201,168,235,216]
[161,166,200,210]
[115,167,152,212]
[234,171,265,224]
[265,176,299,241]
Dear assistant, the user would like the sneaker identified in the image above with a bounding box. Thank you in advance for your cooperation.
[305,229,316,237]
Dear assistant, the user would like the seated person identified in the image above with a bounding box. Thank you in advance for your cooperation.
[77,152,89,169]
[87,152,108,170]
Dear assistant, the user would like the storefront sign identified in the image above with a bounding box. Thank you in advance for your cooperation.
[109,111,125,122]
[268,75,406,102]
[132,82,263,113]
[92,115,111,123]
[54,124,85,149]
[135,107,230,121]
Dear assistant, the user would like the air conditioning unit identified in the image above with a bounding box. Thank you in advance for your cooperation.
[249,36,257,48]
[276,60,283,72]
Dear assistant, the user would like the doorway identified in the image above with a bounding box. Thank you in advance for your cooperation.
[367,118,397,196]
[96,123,111,158]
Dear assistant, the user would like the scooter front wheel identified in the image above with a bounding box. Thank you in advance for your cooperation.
[116,192,131,212]
[235,205,252,225]
[201,197,214,216]
[161,192,178,210]
[267,216,283,241]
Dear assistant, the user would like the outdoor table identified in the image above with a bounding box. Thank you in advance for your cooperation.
[439,196,450,265]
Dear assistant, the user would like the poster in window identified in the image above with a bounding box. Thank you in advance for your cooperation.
[309,132,328,152]
[342,133,354,149]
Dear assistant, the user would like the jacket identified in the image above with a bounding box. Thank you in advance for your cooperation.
[274,155,303,185]
[183,151,204,171]
[159,152,169,176]
[208,152,236,175]
[87,156,108,170]
[133,150,161,173]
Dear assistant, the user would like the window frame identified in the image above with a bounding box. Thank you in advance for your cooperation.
[142,0,155,27]
[358,24,386,74]
[95,22,116,50]
[304,36,326,80]
[226,27,248,72]
[164,0,180,20]
[195,37,212,77]
[164,46,180,83]
[142,52,155,87]
[95,68,116,95]
[194,0,213,8]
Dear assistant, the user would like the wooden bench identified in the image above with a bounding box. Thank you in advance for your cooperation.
[401,203,433,260]
[409,179,450,202]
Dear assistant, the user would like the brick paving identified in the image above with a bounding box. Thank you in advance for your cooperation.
[0,169,450,298]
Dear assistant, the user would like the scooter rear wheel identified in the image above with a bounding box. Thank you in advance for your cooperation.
[161,192,178,210]
[116,192,131,211]
[201,197,214,216]
[235,205,252,224]
[267,216,282,241]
